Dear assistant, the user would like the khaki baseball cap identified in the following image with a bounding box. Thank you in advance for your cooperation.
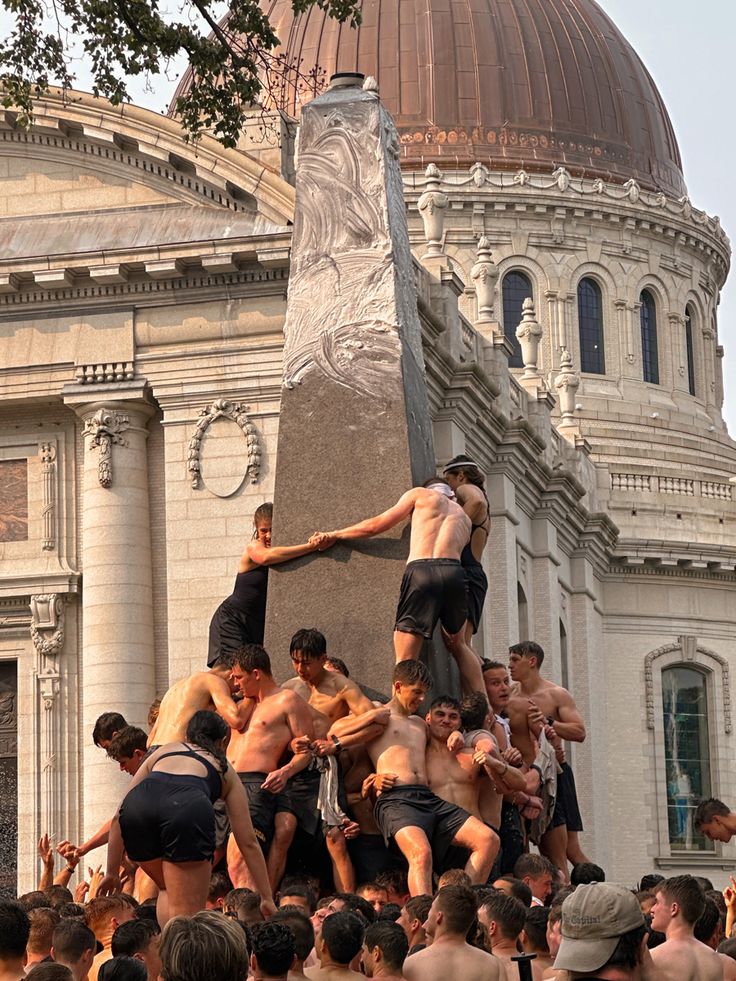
[554,883,645,973]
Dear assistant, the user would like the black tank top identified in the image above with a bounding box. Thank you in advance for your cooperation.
[149,745,223,802]
[229,565,268,616]
[461,516,489,568]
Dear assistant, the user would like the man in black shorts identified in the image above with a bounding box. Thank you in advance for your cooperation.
[318,481,486,695]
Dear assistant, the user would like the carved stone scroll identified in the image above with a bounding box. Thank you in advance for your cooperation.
[187,399,261,489]
[40,442,56,551]
[30,594,65,656]
[83,409,129,488]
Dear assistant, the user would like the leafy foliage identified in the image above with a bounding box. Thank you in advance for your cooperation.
[0,0,361,145]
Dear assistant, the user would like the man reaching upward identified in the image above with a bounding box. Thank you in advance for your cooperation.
[317,481,485,695]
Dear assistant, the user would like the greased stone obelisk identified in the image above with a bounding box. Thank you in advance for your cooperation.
[265,74,435,692]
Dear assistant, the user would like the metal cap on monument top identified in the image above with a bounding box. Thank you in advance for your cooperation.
[265,73,435,691]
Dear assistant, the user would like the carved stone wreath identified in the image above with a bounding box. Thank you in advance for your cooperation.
[30,594,65,657]
[188,399,261,490]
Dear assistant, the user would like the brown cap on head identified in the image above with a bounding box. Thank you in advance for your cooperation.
[554,883,644,974]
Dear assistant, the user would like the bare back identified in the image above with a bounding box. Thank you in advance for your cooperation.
[456,483,490,562]
[150,672,219,746]
[407,489,471,562]
[403,941,502,981]
[367,709,428,786]
[651,938,724,981]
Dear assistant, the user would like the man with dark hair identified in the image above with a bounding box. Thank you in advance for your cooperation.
[92,714,127,750]
[478,892,527,978]
[639,874,665,892]
[250,922,295,980]
[316,482,486,695]
[26,908,61,971]
[694,798,736,842]
[270,910,314,980]
[225,645,315,889]
[0,901,29,981]
[570,862,606,886]
[397,895,433,954]
[106,727,149,776]
[493,876,533,907]
[356,883,388,916]
[520,906,552,979]
[277,877,317,917]
[324,657,349,677]
[507,641,589,879]
[308,910,364,978]
[51,920,100,981]
[110,921,160,981]
[361,922,408,979]
[205,871,233,910]
[404,886,501,980]
[553,882,654,979]
[362,661,497,895]
[148,651,252,746]
[514,854,555,907]
[650,875,722,979]
[695,897,736,980]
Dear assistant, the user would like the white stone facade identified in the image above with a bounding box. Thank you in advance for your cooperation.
[0,88,734,893]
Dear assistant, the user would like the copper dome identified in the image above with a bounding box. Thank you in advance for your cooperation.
[172,0,686,196]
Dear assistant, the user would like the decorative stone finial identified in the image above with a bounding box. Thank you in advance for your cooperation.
[515,297,543,377]
[554,348,580,425]
[469,237,498,323]
[417,163,448,258]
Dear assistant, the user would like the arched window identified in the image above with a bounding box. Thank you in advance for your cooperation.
[685,305,697,396]
[502,271,533,368]
[517,583,529,642]
[577,278,605,374]
[640,290,659,384]
[662,665,713,851]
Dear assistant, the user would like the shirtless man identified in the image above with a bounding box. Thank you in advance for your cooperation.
[317,480,486,696]
[148,653,251,746]
[650,875,723,981]
[403,885,502,981]
[478,892,527,981]
[507,642,589,879]
[424,695,523,874]
[363,659,496,895]
[443,455,491,669]
[275,628,387,892]
[225,645,315,889]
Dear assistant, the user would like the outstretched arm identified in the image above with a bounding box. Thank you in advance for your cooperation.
[244,537,325,568]
[326,490,419,541]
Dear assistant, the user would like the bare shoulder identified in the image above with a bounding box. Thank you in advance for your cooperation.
[407,715,429,737]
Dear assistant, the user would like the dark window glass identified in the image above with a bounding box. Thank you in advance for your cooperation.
[502,271,533,368]
[663,665,713,852]
[577,278,605,374]
[685,306,696,396]
[640,290,659,384]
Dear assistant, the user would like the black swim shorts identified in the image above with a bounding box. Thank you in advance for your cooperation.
[276,766,322,838]
[549,762,584,832]
[394,559,467,639]
[120,778,216,864]
[374,784,471,865]
[239,772,288,849]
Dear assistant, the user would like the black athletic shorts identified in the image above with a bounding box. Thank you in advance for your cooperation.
[463,562,488,634]
[120,776,216,864]
[394,559,467,638]
[374,785,471,865]
[550,763,583,832]
[276,767,322,838]
[239,772,288,849]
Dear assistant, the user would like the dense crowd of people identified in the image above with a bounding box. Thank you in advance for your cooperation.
[4,457,735,979]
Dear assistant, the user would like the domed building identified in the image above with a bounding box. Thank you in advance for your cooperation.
[0,0,732,894]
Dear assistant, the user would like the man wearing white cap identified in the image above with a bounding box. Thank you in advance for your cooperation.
[552,883,663,980]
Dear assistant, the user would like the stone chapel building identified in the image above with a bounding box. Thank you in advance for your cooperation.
[0,0,734,893]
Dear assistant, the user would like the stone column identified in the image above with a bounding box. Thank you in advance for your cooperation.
[64,381,156,838]
[265,75,435,691]
[485,473,520,657]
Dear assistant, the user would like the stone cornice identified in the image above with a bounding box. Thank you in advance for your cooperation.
[0,249,290,311]
[402,166,730,279]
[4,89,295,224]
[0,572,80,601]
[611,538,736,577]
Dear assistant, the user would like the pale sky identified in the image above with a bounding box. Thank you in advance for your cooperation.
[18,0,736,432]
